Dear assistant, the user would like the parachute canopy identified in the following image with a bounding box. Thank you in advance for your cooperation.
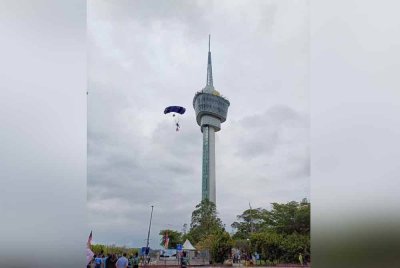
[164,106,186,115]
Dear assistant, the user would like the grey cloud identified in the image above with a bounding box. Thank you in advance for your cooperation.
[88,0,309,248]
[233,105,308,159]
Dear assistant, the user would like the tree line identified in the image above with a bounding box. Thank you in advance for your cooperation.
[159,198,310,265]
[90,244,139,256]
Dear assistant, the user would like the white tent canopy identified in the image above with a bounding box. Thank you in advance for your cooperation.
[182,239,196,250]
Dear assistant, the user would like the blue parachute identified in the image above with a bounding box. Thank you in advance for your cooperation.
[164,106,186,115]
[164,106,186,131]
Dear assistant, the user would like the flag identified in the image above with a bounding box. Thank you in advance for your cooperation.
[87,231,93,247]
[86,231,94,265]
[86,247,94,265]
[164,231,169,249]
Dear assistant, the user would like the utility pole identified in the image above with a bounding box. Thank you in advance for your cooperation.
[144,205,154,267]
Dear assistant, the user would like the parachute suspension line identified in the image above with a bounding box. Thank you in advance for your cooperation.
[173,113,180,132]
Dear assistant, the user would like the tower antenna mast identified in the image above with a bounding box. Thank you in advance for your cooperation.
[206,34,213,87]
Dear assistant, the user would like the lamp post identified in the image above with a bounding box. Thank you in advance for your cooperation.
[144,205,154,267]
[248,202,254,266]
[249,202,254,234]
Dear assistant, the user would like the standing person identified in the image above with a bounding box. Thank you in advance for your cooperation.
[132,253,139,268]
[106,254,117,268]
[101,253,107,268]
[88,256,95,268]
[128,255,133,268]
[104,254,111,268]
[299,253,303,266]
[180,251,187,268]
[116,253,129,268]
[94,254,103,268]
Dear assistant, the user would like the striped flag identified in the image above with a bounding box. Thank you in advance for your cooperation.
[87,231,93,246]
[86,247,94,265]
[86,231,94,265]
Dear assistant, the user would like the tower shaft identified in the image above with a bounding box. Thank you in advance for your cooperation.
[202,126,216,203]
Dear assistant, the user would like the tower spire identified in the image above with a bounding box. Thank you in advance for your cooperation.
[206,34,213,87]
[209,34,211,52]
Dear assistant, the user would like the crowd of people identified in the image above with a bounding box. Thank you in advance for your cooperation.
[87,251,140,268]
[87,251,189,268]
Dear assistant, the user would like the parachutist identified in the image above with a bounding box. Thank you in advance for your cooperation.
[164,105,185,131]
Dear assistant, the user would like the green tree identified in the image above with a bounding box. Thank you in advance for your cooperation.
[159,229,183,249]
[197,231,233,264]
[231,207,267,239]
[233,239,251,256]
[269,199,310,235]
[90,244,139,256]
[187,199,224,244]
[279,233,310,263]
[183,199,231,263]
[91,244,105,255]
[251,232,284,263]
[232,199,310,237]
[231,199,310,264]
[252,232,310,264]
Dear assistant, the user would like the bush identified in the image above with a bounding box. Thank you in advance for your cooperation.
[197,231,233,264]
[250,232,309,264]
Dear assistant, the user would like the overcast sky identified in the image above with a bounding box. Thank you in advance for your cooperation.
[87,0,309,248]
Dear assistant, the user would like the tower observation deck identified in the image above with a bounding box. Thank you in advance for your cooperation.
[193,35,230,204]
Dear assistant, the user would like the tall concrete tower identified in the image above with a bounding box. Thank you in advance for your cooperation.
[193,35,230,204]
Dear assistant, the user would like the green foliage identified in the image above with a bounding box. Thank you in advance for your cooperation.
[279,233,310,263]
[231,199,310,265]
[197,231,233,264]
[90,244,138,256]
[232,199,310,239]
[92,198,310,265]
[231,208,267,239]
[251,232,284,262]
[250,232,309,264]
[184,199,230,264]
[187,199,224,244]
[159,229,183,249]
[233,239,251,254]
[91,244,105,255]
[211,231,234,264]
[268,198,310,235]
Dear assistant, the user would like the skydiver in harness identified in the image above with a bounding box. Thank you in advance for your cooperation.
[164,106,185,132]
[173,112,180,131]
